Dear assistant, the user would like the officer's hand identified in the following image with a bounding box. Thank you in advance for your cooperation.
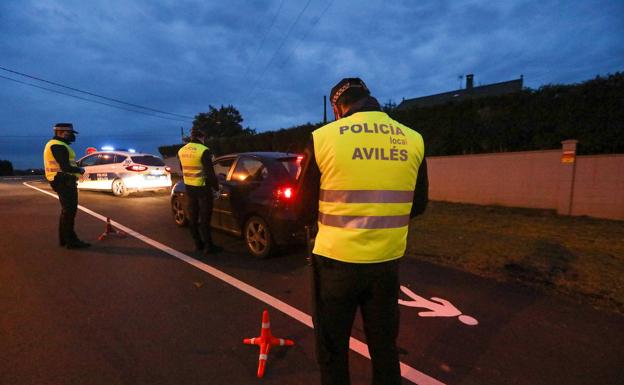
[79,167,86,175]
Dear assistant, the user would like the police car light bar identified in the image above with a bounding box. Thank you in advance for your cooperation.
[101,146,115,151]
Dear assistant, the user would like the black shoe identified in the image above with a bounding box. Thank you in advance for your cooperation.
[66,240,91,249]
[203,244,223,256]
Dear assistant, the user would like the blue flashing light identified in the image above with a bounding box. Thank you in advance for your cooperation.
[101,145,115,151]
[128,148,136,153]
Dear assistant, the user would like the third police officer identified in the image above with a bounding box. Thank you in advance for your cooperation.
[43,122,90,249]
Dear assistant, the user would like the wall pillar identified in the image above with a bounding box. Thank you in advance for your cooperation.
[557,139,578,215]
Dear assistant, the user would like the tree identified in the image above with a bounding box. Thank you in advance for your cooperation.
[0,159,14,176]
[193,105,255,138]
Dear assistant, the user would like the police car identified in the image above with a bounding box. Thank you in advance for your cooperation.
[76,149,172,197]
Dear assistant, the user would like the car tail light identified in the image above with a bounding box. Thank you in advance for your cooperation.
[125,165,148,172]
[275,186,294,201]
[165,166,172,173]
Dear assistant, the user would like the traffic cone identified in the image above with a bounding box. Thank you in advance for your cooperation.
[243,310,294,378]
[98,217,127,241]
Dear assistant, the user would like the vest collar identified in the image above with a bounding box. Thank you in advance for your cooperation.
[342,96,382,118]
[53,135,70,144]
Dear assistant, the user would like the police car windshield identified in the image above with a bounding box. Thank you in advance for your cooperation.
[278,157,301,180]
[131,155,165,166]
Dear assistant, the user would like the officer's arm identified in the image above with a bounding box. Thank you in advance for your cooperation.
[296,137,320,225]
[50,144,81,174]
[177,154,183,178]
[410,157,428,218]
[201,150,219,191]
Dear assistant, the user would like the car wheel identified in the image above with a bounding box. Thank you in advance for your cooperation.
[244,216,273,259]
[111,178,129,197]
[171,196,188,226]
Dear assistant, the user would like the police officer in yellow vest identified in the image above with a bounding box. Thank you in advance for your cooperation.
[43,123,90,249]
[178,127,222,256]
[297,78,428,385]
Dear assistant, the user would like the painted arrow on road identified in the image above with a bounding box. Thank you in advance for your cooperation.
[399,286,478,326]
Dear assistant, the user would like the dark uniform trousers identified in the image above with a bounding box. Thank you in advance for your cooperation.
[185,185,214,248]
[50,173,79,244]
[312,254,402,385]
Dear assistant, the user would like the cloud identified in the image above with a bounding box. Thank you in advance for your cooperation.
[1,0,623,168]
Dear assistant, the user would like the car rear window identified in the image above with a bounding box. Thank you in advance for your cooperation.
[278,157,302,180]
[131,155,165,166]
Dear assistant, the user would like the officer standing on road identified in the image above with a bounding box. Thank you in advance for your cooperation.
[43,123,90,249]
[297,78,428,385]
[177,127,222,256]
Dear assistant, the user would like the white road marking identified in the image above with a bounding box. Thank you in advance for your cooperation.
[24,182,446,385]
[399,286,479,326]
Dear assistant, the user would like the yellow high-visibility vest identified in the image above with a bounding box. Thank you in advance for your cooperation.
[312,111,425,263]
[178,142,209,186]
[43,139,81,182]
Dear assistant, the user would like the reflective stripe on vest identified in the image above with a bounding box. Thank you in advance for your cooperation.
[320,189,414,204]
[43,139,81,181]
[178,142,208,186]
[312,111,425,263]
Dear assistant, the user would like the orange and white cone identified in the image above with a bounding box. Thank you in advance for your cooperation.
[243,310,294,378]
[98,217,127,241]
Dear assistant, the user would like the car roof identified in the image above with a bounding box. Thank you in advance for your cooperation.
[216,151,301,161]
[79,151,161,159]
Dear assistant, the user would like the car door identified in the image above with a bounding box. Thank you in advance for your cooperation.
[211,157,236,231]
[217,156,266,235]
[77,154,100,189]
[95,152,120,190]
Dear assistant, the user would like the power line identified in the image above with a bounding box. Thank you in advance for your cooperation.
[280,0,335,67]
[0,134,179,138]
[0,65,194,120]
[246,0,313,101]
[242,0,286,81]
[0,74,191,123]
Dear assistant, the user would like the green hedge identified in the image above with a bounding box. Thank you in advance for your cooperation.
[160,72,624,158]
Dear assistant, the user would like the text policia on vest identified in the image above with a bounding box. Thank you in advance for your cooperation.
[339,122,409,162]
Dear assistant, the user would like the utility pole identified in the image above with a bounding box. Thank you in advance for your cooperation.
[180,126,184,142]
[323,95,327,124]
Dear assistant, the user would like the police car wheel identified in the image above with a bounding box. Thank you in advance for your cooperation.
[244,216,273,259]
[111,179,129,197]
[172,196,187,226]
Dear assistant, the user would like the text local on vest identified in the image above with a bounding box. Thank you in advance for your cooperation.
[339,122,409,162]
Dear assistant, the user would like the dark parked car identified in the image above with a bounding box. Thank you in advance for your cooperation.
[171,152,304,258]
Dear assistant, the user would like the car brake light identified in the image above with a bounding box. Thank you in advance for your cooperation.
[165,166,172,173]
[275,187,294,200]
[125,165,148,172]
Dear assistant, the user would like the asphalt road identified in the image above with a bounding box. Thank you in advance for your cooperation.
[1,178,623,385]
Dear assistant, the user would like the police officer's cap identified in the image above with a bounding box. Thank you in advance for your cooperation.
[54,122,79,134]
[330,78,370,106]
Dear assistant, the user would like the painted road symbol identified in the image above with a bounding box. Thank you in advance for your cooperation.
[398,286,478,326]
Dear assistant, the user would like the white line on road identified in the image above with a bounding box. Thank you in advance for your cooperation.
[23,181,445,385]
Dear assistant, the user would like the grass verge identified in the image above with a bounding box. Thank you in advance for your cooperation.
[406,201,624,314]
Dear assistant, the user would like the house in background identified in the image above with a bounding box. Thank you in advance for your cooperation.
[397,74,524,110]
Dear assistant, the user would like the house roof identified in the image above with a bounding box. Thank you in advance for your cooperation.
[397,77,523,111]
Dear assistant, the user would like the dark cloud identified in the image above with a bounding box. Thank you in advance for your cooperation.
[1,0,622,168]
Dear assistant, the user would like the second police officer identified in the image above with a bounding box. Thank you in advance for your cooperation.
[178,127,223,257]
